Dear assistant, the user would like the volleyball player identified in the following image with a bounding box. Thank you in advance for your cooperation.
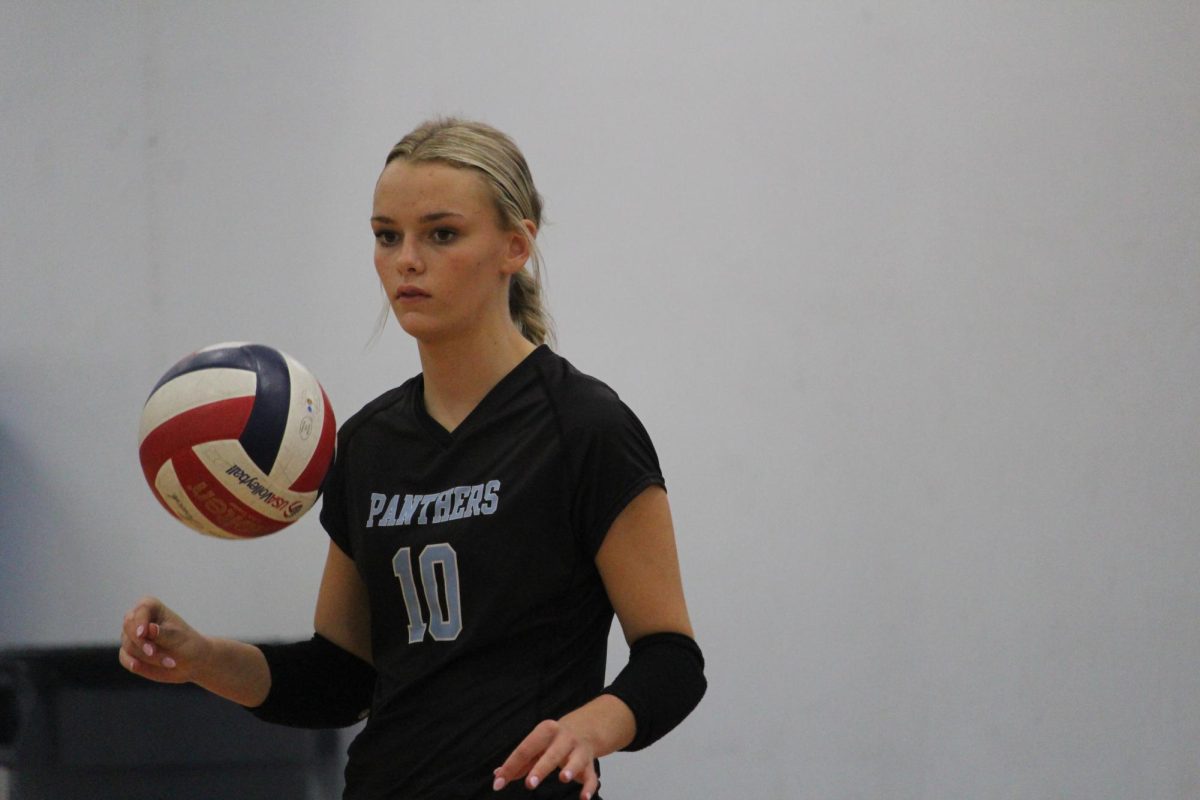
[120,118,705,799]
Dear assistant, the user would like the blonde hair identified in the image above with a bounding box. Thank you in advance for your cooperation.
[384,118,553,346]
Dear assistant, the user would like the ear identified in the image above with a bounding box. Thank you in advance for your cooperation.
[502,220,538,275]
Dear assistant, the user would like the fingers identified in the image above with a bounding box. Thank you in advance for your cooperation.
[118,597,184,682]
[492,720,552,790]
[526,731,575,790]
[122,596,165,641]
[118,627,179,680]
[492,720,598,799]
[561,752,599,800]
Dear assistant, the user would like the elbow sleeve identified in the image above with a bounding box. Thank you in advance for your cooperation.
[248,633,375,729]
[602,631,707,751]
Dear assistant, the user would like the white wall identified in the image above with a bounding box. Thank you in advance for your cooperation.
[2,3,1198,798]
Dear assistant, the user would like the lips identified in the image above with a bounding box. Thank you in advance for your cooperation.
[396,285,430,299]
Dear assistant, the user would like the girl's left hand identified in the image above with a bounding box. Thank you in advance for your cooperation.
[492,717,599,800]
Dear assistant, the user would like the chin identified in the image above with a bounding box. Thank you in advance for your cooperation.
[396,316,432,340]
[397,314,457,345]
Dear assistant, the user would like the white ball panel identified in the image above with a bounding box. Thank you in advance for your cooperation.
[138,367,257,444]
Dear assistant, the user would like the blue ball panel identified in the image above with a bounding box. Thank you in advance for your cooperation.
[147,344,257,399]
[239,344,291,474]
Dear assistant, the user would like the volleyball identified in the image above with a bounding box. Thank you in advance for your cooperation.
[138,342,336,539]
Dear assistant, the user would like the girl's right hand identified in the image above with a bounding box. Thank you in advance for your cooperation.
[118,596,213,684]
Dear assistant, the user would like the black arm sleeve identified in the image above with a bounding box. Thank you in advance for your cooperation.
[602,631,707,751]
[247,633,375,729]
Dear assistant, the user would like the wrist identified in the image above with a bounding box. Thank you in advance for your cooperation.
[560,694,636,758]
[187,633,220,688]
[190,637,271,708]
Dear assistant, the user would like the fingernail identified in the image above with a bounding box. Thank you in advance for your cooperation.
[492,777,506,791]
[562,770,574,782]
[528,775,540,789]
[162,657,177,669]
[136,624,145,638]
[142,643,154,657]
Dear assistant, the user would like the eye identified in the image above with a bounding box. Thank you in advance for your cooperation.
[430,227,458,244]
[374,229,400,246]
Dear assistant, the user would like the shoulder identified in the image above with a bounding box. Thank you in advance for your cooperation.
[530,348,639,435]
[530,350,657,455]
[336,377,418,450]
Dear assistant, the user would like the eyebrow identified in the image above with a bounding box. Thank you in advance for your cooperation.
[370,211,465,224]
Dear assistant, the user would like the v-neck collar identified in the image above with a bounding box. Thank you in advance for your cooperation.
[412,344,549,447]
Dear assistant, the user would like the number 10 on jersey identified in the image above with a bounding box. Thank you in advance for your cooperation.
[392,544,464,643]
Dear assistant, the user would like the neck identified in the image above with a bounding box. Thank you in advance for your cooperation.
[417,326,537,433]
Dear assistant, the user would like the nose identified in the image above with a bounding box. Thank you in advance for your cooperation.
[392,236,423,275]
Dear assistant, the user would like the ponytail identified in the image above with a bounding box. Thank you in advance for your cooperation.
[510,263,553,347]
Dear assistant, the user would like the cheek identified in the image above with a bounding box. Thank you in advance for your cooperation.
[372,250,389,281]
[461,255,506,299]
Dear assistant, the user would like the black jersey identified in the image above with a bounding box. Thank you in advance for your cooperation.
[320,345,664,800]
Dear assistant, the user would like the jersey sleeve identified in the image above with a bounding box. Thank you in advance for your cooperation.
[567,388,665,558]
[318,435,354,558]
[317,384,408,560]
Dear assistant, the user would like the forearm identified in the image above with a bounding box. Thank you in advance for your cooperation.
[191,636,271,708]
